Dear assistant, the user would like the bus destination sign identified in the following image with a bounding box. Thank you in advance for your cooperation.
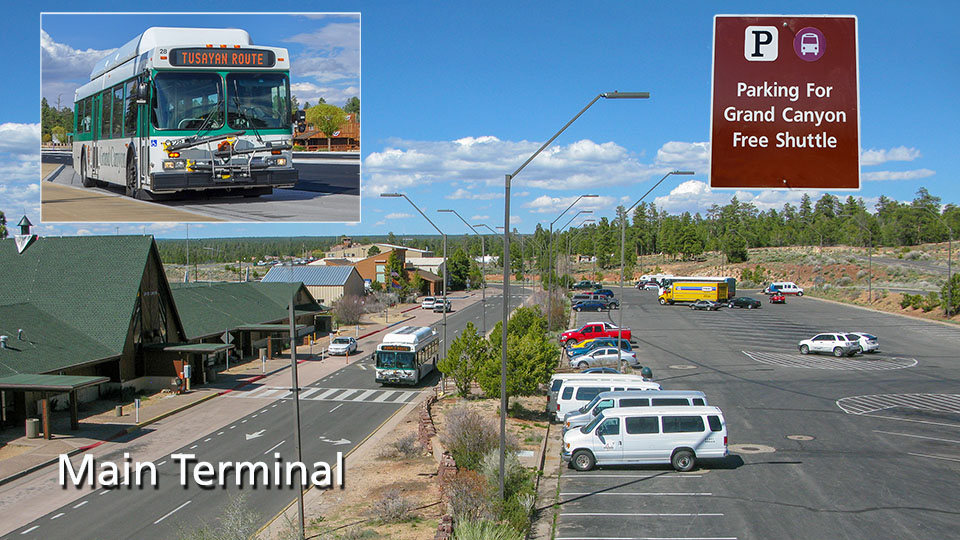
[380,345,411,351]
[170,48,276,68]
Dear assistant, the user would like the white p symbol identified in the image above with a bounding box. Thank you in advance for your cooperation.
[744,26,778,61]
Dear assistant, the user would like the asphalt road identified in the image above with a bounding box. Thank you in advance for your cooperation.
[41,151,359,222]
[8,289,528,540]
[556,288,960,540]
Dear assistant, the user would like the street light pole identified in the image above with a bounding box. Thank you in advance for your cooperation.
[440,209,486,335]
[380,193,449,390]
[617,171,694,366]
[500,90,648,501]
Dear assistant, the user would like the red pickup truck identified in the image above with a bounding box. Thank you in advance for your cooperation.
[560,322,632,346]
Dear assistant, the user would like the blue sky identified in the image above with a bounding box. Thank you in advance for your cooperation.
[1,1,957,240]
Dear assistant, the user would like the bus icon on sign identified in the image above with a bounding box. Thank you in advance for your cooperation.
[800,33,819,55]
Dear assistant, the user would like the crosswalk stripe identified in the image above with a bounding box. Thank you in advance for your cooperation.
[315,388,341,400]
[373,391,398,402]
[229,386,421,404]
[351,390,377,401]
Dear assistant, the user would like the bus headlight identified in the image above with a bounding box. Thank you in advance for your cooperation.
[273,157,287,166]
[163,160,186,170]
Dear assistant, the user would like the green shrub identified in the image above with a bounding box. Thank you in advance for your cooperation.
[452,518,523,540]
[922,292,940,312]
[899,294,913,309]
[440,406,504,471]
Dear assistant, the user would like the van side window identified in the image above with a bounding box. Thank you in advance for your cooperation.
[594,399,614,413]
[551,380,563,391]
[662,415,705,433]
[625,416,658,434]
[652,398,690,406]
[562,387,574,400]
[708,415,722,432]
[597,418,620,436]
[620,398,649,407]
[693,398,705,406]
[576,387,609,401]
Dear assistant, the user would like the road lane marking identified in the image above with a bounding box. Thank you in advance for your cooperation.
[154,500,192,524]
[99,490,110,495]
[20,526,38,534]
[907,452,960,463]
[241,419,247,423]
[252,414,258,418]
[874,430,960,445]
[73,501,88,509]
[204,438,211,442]
[264,440,286,455]
[230,425,236,429]
[555,537,737,540]
[189,445,197,449]
[560,492,712,496]
[330,404,343,413]
[560,512,723,517]
[156,460,167,467]
[563,474,702,478]
[51,513,64,520]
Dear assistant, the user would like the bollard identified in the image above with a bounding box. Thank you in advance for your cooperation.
[115,405,123,417]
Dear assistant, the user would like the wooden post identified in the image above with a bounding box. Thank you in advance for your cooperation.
[41,396,51,440]
[70,390,79,431]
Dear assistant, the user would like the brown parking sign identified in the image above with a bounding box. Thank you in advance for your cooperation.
[710,15,860,189]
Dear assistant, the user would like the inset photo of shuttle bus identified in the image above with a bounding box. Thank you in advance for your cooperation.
[40,14,360,223]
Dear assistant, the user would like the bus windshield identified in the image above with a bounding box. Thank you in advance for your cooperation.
[152,72,223,131]
[226,73,290,130]
[376,351,416,370]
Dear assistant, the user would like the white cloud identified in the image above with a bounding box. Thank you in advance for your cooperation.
[653,180,817,214]
[471,215,490,221]
[655,141,710,171]
[860,146,921,166]
[862,168,935,181]
[0,123,41,153]
[290,82,360,109]
[0,123,42,221]
[286,22,360,84]
[41,30,115,103]
[446,188,502,200]
[384,212,412,219]
[362,136,658,197]
[522,195,616,215]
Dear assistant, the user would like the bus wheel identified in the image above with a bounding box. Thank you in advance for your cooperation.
[80,152,95,188]
[125,153,139,198]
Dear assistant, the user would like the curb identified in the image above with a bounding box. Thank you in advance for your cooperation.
[805,292,960,329]
[43,164,65,182]
[254,389,431,537]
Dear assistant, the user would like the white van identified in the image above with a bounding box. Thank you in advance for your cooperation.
[547,374,653,415]
[563,390,708,431]
[555,379,661,422]
[764,282,804,296]
[562,405,728,472]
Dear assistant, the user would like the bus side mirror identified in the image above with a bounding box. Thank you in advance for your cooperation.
[136,81,149,104]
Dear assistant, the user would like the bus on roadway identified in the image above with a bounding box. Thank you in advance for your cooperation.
[72,27,301,200]
[374,326,439,386]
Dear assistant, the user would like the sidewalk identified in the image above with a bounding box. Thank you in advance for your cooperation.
[0,295,477,486]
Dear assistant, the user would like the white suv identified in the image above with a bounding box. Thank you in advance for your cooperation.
[798,333,860,357]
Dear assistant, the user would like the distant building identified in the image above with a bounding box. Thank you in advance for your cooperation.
[261,265,364,305]
[293,113,360,151]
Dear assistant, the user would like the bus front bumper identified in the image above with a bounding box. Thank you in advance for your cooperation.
[150,167,298,192]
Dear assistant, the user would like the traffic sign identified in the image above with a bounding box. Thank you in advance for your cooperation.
[710,15,860,189]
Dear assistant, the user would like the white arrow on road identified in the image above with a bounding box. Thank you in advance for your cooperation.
[246,429,266,440]
[318,436,351,445]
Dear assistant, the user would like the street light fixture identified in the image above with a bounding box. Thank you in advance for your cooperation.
[499,90,648,500]
[439,209,488,335]
[380,193,449,387]
[617,171,694,366]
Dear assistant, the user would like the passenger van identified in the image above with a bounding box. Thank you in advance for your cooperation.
[554,379,661,422]
[571,292,605,303]
[562,406,728,472]
[547,373,652,415]
[764,282,804,296]
[563,390,708,431]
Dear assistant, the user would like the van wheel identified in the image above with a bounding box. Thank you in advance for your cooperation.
[799,344,809,354]
[671,449,695,472]
[572,450,595,471]
[833,347,844,357]
[658,298,666,305]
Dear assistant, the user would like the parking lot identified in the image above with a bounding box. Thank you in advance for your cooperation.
[553,287,960,539]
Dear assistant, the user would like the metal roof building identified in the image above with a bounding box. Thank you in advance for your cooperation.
[261,265,364,305]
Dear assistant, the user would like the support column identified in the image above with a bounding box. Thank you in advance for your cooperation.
[70,390,79,431]
[41,395,50,440]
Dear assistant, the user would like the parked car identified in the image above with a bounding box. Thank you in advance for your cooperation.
[560,322,632,346]
[844,332,879,353]
[600,297,620,309]
[581,367,621,374]
[327,336,358,356]
[433,299,452,312]
[572,280,599,290]
[569,347,639,369]
[690,300,722,311]
[798,333,860,357]
[573,301,609,312]
[636,280,659,290]
[567,338,633,357]
[728,296,762,309]
[769,293,786,304]
[595,289,615,298]
[421,296,436,309]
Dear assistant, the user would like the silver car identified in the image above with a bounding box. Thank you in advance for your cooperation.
[845,332,879,353]
[327,336,357,356]
[569,347,638,369]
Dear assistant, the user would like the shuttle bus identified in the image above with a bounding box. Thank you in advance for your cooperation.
[72,27,300,199]
[659,276,736,298]
[374,326,439,386]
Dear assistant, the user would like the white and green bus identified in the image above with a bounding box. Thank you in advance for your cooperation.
[72,27,301,199]
[374,326,439,386]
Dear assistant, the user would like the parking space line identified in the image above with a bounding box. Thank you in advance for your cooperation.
[907,452,960,463]
[153,500,192,524]
[264,440,285,455]
[563,474,702,478]
[560,492,712,496]
[874,430,960,445]
[560,512,723,516]
[865,414,960,429]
